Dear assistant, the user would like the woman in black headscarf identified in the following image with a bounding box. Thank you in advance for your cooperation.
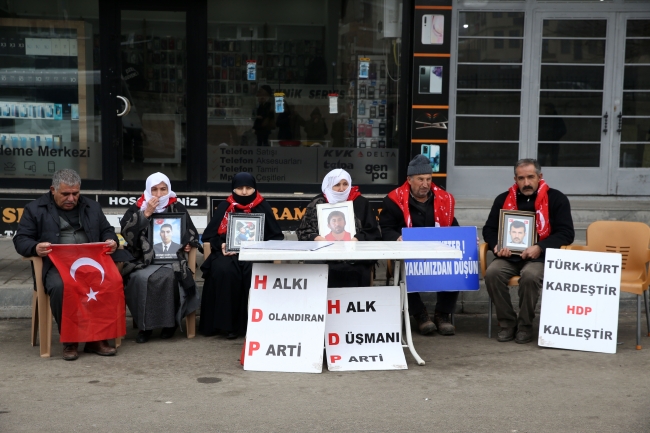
[198,172,284,338]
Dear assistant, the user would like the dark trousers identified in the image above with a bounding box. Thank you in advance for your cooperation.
[328,262,372,288]
[44,266,65,337]
[408,291,459,316]
[485,259,544,331]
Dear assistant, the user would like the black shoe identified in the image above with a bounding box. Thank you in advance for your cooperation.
[515,330,533,344]
[497,327,517,342]
[160,326,177,339]
[415,313,436,335]
[433,312,455,336]
[136,330,152,344]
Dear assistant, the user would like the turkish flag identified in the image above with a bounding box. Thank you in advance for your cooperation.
[49,243,126,343]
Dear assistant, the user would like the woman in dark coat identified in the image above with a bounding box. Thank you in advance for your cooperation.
[199,172,284,338]
[120,172,200,343]
[296,168,381,287]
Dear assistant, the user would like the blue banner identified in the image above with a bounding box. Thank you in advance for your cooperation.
[402,227,479,292]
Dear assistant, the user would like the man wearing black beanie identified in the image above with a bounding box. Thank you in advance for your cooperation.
[379,154,460,335]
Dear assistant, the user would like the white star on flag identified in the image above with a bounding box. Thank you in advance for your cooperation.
[86,288,99,301]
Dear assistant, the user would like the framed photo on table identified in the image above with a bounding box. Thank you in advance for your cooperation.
[497,210,536,255]
[226,213,265,253]
[316,201,356,241]
[150,212,186,264]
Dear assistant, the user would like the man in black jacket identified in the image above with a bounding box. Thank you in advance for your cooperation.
[483,159,574,344]
[13,169,119,360]
[379,154,460,336]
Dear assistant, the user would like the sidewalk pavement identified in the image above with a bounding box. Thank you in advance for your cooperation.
[0,313,648,432]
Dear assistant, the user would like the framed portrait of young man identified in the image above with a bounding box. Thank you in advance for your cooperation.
[149,213,186,264]
[225,213,265,253]
[316,201,356,241]
[497,210,536,255]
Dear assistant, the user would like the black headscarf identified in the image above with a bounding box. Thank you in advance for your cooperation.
[232,172,257,205]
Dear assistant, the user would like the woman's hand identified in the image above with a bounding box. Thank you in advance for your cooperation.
[183,244,191,252]
[351,237,358,241]
[221,242,237,256]
[143,197,159,218]
[313,236,326,241]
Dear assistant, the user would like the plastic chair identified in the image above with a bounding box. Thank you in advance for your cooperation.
[480,242,520,338]
[565,221,650,350]
[24,256,122,358]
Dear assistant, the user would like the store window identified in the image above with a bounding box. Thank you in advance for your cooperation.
[454,12,524,166]
[0,2,102,180]
[206,0,402,186]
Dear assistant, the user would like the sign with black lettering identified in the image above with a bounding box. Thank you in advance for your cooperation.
[326,286,406,371]
[244,263,328,373]
[538,249,622,354]
[0,195,40,237]
[98,194,207,209]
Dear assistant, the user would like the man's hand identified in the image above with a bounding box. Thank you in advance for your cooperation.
[521,245,542,260]
[104,239,117,254]
[35,242,52,257]
[495,246,512,258]
[221,242,237,256]
[143,197,160,218]
[396,236,403,241]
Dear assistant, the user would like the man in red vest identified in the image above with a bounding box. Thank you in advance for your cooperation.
[483,159,574,344]
[379,154,460,336]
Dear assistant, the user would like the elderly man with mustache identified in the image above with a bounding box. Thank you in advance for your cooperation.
[483,159,574,344]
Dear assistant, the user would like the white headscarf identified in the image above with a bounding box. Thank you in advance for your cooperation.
[321,169,352,204]
[140,172,177,213]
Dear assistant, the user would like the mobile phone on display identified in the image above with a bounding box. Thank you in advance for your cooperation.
[368,86,375,99]
[419,67,430,94]
[359,84,366,99]
[379,105,386,117]
[422,14,444,45]
[369,106,377,118]
[421,144,441,172]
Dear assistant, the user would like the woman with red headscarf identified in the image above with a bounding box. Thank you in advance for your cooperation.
[198,172,284,338]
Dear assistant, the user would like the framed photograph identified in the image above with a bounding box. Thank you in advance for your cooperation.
[149,212,186,264]
[316,201,357,241]
[498,210,537,254]
[226,213,265,253]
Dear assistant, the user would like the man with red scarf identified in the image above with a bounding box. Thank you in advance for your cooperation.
[379,154,460,336]
[483,159,574,344]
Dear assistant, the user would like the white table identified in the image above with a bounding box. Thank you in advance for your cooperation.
[239,241,462,366]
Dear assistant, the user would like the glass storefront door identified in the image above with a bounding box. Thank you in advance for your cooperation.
[119,10,187,182]
[527,14,615,195]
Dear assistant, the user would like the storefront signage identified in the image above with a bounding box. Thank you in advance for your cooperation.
[538,248,621,354]
[209,146,399,185]
[402,227,477,292]
[0,194,41,237]
[0,140,101,180]
[97,194,207,208]
[325,286,407,371]
[244,263,328,373]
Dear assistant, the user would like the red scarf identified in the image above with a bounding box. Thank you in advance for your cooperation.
[502,179,551,241]
[217,193,265,235]
[136,195,177,209]
[387,181,455,228]
[324,186,362,203]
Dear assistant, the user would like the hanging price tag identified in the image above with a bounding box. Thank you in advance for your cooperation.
[359,57,370,79]
[246,60,257,81]
[274,92,285,113]
[329,93,339,114]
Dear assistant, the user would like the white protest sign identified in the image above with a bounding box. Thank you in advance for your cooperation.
[538,248,622,354]
[325,286,407,371]
[244,263,328,373]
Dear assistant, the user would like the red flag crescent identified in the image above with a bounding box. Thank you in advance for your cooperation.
[49,243,126,343]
